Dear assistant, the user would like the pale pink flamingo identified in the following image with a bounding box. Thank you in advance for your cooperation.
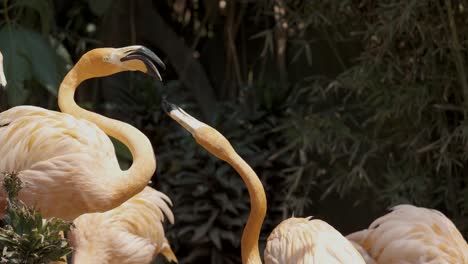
[163,101,365,264]
[69,186,177,264]
[0,46,166,220]
[347,204,468,264]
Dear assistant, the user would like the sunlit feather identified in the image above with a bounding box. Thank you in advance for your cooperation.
[347,204,468,264]
[264,217,365,264]
[69,186,177,264]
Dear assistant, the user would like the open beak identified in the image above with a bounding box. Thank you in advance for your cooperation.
[162,99,206,134]
[120,46,165,80]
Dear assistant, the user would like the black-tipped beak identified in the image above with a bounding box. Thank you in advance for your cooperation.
[161,99,179,114]
[162,99,206,134]
[121,46,165,80]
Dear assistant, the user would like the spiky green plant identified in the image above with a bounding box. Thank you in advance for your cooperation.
[0,172,73,264]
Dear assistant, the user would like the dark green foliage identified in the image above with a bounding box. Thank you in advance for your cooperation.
[285,0,468,228]
[2,0,468,263]
[0,173,73,263]
[0,0,101,111]
[110,1,468,262]
[0,205,73,264]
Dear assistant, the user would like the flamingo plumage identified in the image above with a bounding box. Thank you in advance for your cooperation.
[0,46,165,220]
[347,204,468,264]
[69,186,177,264]
[264,217,367,264]
[349,241,376,264]
[163,101,365,264]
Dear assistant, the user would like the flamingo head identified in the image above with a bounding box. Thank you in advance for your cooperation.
[80,45,165,80]
[162,100,236,162]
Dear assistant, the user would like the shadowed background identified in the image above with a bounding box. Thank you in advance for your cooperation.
[0,1,466,263]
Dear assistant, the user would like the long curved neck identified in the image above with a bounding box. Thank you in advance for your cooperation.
[224,150,266,264]
[58,61,156,204]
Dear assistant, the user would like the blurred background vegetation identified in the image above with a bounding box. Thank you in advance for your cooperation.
[0,0,467,263]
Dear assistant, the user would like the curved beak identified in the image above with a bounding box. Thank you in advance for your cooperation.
[162,99,206,135]
[120,46,165,80]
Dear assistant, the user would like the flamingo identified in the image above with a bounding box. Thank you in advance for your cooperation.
[69,186,177,264]
[347,204,468,264]
[0,51,6,89]
[349,241,377,264]
[0,46,165,220]
[162,101,365,264]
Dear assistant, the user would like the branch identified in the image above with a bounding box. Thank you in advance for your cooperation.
[273,0,288,90]
[223,1,244,98]
[445,0,468,115]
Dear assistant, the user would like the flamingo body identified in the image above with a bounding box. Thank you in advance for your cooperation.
[347,204,468,264]
[69,187,177,264]
[0,106,120,220]
[264,217,366,264]
[0,46,166,220]
[349,241,376,264]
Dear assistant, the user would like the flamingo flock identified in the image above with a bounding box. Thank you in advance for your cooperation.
[0,47,467,263]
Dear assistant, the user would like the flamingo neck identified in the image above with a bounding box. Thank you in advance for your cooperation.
[57,61,156,205]
[226,151,266,264]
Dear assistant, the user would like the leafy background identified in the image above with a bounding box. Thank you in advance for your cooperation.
[0,0,467,263]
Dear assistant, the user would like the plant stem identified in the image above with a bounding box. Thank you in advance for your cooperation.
[2,0,10,25]
[445,0,468,116]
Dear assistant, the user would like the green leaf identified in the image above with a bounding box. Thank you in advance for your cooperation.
[0,26,65,105]
[87,0,112,16]
[111,137,132,170]
[14,0,53,34]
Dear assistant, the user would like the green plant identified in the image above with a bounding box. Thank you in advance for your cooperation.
[0,0,107,110]
[0,172,73,263]
[274,0,468,233]
[0,0,67,108]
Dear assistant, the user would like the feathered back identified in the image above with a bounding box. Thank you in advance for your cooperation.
[0,106,116,172]
[347,204,468,264]
[70,186,177,264]
[109,186,175,236]
[264,217,366,264]
[0,106,121,219]
[349,241,376,264]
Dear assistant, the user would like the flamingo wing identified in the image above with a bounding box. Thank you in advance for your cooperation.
[264,217,366,264]
[0,106,119,220]
[70,186,176,264]
[347,204,468,264]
